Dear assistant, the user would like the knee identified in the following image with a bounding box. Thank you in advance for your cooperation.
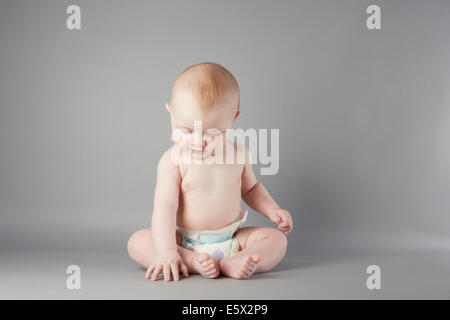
[271,228,288,254]
[251,228,288,252]
[267,229,288,261]
[127,228,151,259]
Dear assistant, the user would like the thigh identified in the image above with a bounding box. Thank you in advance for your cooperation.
[234,226,282,250]
[128,227,183,252]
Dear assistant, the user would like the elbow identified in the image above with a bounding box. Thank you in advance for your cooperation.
[242,181,259,198]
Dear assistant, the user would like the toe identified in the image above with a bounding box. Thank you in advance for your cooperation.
[243,264,253,272]
[204,264,216,272]
[252,254,261,263]
[205,268,218,277]
[197,253,210,263]
[243,256,256,268]
[206,268,218,276]
[244,260,254,267]
[240,265,249,273]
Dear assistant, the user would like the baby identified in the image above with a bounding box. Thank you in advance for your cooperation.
[127,63,293,281]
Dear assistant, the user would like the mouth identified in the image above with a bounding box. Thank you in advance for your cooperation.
[190,148,203,154]
[190,145,203,152]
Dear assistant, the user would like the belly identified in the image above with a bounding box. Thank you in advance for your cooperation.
[176,164,244,230]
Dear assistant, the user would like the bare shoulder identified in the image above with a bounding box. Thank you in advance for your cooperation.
[157,146,180,176]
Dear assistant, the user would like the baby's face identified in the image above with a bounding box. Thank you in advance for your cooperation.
[168,89,239,157]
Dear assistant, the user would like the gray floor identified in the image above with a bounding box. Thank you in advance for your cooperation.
[1,248,449,299]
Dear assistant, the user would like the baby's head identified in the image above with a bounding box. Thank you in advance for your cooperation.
[166,62,240,134]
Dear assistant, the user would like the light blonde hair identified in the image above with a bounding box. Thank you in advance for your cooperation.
[169,62,240,112]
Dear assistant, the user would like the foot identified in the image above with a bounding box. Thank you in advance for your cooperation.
[191,253,220,278]
[219,254,261,279]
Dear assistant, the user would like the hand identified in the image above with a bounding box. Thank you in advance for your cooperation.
[145,250,189,282]
[270,208,293,235]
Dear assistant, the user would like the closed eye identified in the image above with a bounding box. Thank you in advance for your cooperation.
[175,127,192,135]
[204,128,223,136]
[171,127,192,142]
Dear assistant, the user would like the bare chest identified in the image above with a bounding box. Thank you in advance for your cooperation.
[179,163,244,193]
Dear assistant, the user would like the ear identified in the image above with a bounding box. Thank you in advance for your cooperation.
[233,110,241,122]
[165,102,171,113]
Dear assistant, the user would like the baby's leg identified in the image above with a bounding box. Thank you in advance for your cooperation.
[127,228,220,279]
[219,227,287,279]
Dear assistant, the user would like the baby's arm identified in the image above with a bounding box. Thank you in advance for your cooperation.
[241,155,293,235]
[147,149,188,281]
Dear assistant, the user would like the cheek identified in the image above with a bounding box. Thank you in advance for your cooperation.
[173,135,191,151]
[181,136,191,149]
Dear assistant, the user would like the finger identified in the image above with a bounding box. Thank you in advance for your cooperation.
[285,219,293,230]
[279,217,288,227]
[279,226,290,235]
[271,214,281,224]
[283,224,292,235]
[163,264,171,282]
[170,263,180,281]
[279,222,288,227]
[151,265,163,281]
[286,224,293,234]
[181,263,189,278]
[145,265,155,279]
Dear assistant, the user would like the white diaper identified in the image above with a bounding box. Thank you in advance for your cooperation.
[176,210,248,260]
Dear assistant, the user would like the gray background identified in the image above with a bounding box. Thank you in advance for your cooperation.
[1,0,449,299]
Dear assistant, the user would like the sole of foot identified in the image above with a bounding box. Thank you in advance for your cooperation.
[192,253,220,279]
[219,254,261,280]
